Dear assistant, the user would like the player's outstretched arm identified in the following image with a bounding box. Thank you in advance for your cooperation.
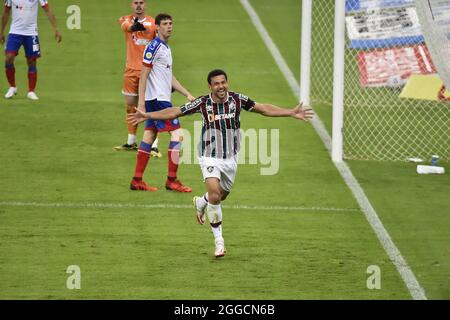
[0,6,11,44]
[42,5,61,43]
[127,107,183,125]
[252,102,314,121]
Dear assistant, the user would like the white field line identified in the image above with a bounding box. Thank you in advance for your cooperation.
[0,201,359,213]
[240,0,426,300]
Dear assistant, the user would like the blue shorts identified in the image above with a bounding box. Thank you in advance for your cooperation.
[145,100,181,132]
[5,34,41,58]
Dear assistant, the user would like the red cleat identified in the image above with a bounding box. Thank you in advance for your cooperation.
[130,179,158,191]
[165,179,192,193]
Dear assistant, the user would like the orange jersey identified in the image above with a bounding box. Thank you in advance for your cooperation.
[118,15,156,71]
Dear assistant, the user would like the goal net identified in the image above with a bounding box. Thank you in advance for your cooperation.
[307,0,449,161]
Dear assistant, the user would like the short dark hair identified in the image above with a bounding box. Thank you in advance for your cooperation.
[155,13,172,25]
[207,69,228,84]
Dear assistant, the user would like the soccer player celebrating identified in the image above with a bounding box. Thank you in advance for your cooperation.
[115,0,161,156]
[128,69,314,258]
[0,0,61,100]
[130,13,195,192]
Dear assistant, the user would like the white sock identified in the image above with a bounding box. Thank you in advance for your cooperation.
[211,224,222,240]
[207,203,223,224]
[153,138,159,149]
[127,134,136,145]
[196,193,208,211]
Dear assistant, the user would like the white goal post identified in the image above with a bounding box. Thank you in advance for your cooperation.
[415,0,450,90]
[301,0,450,163]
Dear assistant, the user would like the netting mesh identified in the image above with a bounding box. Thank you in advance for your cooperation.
[309,0,450,161]
[416,0,450,91]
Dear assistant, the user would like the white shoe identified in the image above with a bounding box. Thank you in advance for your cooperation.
[193,196,206,225]
[27,91,39,100]
[5,87,17,99]
[214,237,226,258]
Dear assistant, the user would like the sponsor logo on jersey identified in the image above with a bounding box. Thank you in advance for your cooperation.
[207,113,236,122]
[216,113,235,121]
[149,40,158,50]
[135,38,149,46]
[229,101,236,112]
[238,93,249,102]
[192,98,203,107]
[145,52,152,59]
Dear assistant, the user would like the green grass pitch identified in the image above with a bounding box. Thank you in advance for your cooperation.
[0,0,449,299]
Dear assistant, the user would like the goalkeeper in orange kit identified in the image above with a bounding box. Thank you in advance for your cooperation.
[115,0,161,157]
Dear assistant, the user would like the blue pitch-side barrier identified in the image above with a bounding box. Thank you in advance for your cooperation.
[349,36,424,49]
[346,0,413,12]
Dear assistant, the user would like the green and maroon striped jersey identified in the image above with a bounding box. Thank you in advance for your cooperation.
[180,91,255,159]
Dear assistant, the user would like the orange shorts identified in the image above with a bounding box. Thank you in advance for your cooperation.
[122,68,141,97]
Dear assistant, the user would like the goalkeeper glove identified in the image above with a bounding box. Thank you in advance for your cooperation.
[130,18,146,32]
